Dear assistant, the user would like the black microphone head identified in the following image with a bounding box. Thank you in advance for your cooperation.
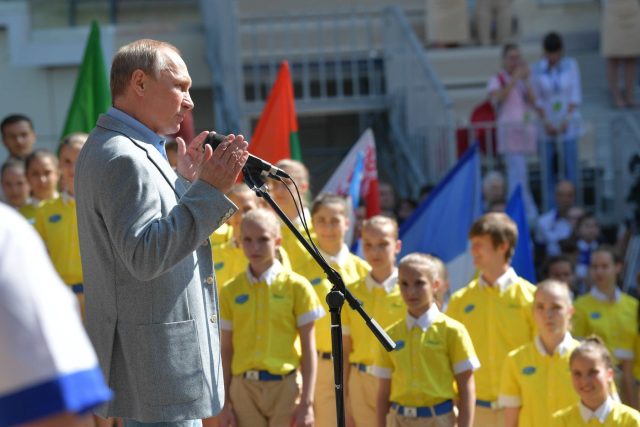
[204,132,226,149]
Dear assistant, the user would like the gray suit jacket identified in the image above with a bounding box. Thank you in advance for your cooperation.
[75,114,236,421]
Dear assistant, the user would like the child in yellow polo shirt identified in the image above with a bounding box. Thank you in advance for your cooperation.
[296,192,370,427]
[219,208,324,427]
[270,159,316,271]
[22,149,60,223]
[34,133,86,314]
[373,253,479,427]
[343,215,405,427]
[446,213,536,427]
[572,246,639,407]
[212,183,291,287]
[552,337,640,426]
[499,279,581,427]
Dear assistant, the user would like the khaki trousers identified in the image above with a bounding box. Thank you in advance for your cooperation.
[475,0,512,45]
[314,358,338,427]
[347,368,379,427]
[473,406,504,427]
[229,374,300,427]
[386,411,455,427]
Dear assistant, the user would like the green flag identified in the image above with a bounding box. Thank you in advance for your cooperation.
[61,21,110,138]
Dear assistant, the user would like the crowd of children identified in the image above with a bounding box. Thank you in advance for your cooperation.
[3,111,640,426]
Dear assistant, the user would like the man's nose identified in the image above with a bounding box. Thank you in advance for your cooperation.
[183,92,194,110]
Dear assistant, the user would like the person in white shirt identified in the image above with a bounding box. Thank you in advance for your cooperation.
[535,180,576,257]
[0,202,111,426]
[532,32,582,211]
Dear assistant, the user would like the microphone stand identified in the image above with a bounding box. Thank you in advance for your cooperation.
[243,167,396,427]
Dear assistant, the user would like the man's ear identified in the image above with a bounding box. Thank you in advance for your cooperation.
[131,69,147,96]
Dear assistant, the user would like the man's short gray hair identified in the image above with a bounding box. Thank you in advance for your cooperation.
[110,39,181,100]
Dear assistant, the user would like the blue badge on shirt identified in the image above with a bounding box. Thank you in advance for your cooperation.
[214,262,224,271]
[522,366,536,375]
[464,304,475,313]
[590,312,602,320]
[394,340,405,351]
[310,278,322,286]
[235,294,249,304]
[48,214,62,223]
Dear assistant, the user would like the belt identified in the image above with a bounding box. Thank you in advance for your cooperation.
[242,370,295,381]
[391,400,454,418]
[70,283,84,294]
[351,362,374,375]
[476,399,500,409]
[318,351,332,360]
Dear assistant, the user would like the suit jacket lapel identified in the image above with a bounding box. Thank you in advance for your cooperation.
[96,114,187,198]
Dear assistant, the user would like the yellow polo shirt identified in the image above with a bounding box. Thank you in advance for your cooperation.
[499,334,580,427]
[343,269,405,366]
[573,288,638,365]
[446,267,536,402]
[280,217,316,272]
[219,261,324,375]
[212,239,291,287]
[210,222,233,246]
[552,398,640,426]
[33,195,82,285]
[296,244,370,353]
[19,201,40,225]
[372,305,479,407]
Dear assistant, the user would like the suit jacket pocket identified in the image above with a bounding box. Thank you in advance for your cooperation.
[136,319,204,406]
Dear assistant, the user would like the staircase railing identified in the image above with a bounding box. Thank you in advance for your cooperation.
[382,5,456,197]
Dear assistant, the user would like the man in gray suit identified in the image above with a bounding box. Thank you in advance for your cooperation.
[75,39,249,426]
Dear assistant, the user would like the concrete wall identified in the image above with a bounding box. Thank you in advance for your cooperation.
[0,0,603,161]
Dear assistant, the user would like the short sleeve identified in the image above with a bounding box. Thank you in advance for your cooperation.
[371,329,394,379]
[614,298,638,361]
[487,74,502,97]
[448,321,480,375]
[498,352,522,408]
[294,274,325,327]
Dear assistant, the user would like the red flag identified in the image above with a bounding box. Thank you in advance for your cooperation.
[250,61,302,162]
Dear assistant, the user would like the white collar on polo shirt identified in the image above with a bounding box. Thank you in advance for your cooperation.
[246,259,283,286]
[478,267,518,293]
[579,396,614,424]
[405,304,440,332]
[590,286,620,303]
[365,269,398,294]
[534,332,574,357]
[318,244,351,268]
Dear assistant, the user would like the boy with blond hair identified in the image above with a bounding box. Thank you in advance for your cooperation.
[446,212,536,427]
[297,192,370,427]
[219,208,324,427]
[343,215,405,427]
[373,253,479,427]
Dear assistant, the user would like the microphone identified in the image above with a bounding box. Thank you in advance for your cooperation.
[204,132,290,180]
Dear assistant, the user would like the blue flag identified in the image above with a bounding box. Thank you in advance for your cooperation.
[505,185,537,283]
[399,145,482,292]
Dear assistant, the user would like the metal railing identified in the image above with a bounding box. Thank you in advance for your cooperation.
[383,6,456,198]
[237,8,388,118]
